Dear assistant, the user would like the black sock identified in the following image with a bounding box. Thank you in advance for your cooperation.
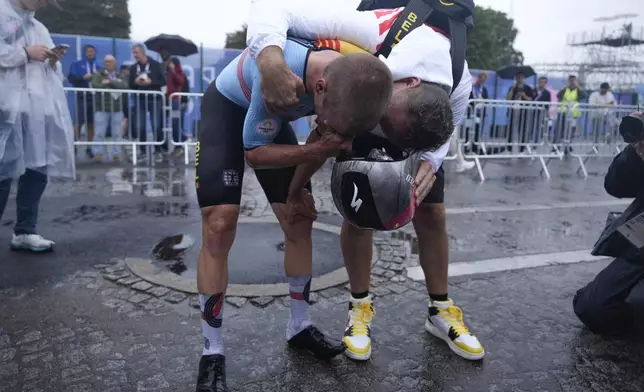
[351,291,369,299]
[429,293,448,302]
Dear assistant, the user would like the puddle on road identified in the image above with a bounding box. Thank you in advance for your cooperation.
[151,233,286,276]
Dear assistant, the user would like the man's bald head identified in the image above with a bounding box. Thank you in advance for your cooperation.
[103,55,117,72]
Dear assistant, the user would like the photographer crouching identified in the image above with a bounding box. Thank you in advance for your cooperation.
[573,112,644,335]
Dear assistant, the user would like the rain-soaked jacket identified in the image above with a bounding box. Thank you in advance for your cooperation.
[0,0,75,181]
[591,145,644,262]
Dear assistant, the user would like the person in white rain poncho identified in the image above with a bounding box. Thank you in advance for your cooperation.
[0,0,75,252]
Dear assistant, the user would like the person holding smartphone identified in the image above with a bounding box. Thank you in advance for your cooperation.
[0,0,75,253]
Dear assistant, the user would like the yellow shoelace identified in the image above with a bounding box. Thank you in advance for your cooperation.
[440,305,471,336]
[350,302,375,335]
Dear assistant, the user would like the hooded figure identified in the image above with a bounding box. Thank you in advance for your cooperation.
[0,0,75,252]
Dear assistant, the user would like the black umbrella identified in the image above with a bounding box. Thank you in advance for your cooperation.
[496,65,536,80]
[144,34,198,57]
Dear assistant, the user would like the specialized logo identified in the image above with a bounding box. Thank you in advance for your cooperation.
[202,294,224,328]
[350,183,363,212]
[257,119,278,136]
[222,169,240,187]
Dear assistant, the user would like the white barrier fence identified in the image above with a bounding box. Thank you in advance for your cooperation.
[66,87,169,165]
[67,88,632,180]
[459,99,633,181]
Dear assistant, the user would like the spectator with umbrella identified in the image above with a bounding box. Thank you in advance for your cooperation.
[145,35,197,157]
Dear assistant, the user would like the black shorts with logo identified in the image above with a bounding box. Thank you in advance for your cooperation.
[351,132,445,204]
[195,81,307,208]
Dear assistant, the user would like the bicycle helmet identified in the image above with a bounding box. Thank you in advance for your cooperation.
[331,149,421,231]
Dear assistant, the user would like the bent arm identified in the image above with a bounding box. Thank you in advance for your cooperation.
[170,66,186,86]
[506,87,514,100]
[67,61,85,85]
[288,126,326,197]
[243,120,329,168]
[128,66,137,89]
[110,77,129,90]
[245,142,328,168]
[90,72,103,88]
[420,65,472,169]
[247,0,381,59]
[604,145,644,198]
[557,89,564,101]
[243,88,328,168]
[0,41,28,69]
[149,64,166,90]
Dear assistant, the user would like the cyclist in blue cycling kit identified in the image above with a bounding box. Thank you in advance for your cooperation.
[194,38,393,391]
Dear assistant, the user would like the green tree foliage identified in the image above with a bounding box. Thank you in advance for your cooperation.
[36,0,131,39]
[225,24,248,50]
[467,6,524,70]
[223,7,524,70]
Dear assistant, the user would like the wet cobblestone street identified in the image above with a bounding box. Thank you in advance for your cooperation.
[1,158,642,391]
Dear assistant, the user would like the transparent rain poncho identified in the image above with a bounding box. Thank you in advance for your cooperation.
[0,0,75,181]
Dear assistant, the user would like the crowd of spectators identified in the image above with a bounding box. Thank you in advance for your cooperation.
[466,72,620,154]
[67,44,189,163]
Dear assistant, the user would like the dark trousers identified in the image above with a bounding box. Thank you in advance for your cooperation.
[0,169,48,235]
[132,96,164,154]
[573,257,644,335]
[170,99,187,145]
[507,109,531,145]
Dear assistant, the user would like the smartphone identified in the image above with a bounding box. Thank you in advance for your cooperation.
[53,44,70,51]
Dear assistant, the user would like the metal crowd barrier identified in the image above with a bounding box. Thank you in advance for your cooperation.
[168,92,204,165]
[168,92,314,165]
[67,89,632,181]
[564,102,633,178]
[65,87,169,165]
[459,99,632,181]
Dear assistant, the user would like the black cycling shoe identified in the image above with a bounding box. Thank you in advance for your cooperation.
[287,325,346,360]
[196,354,228,392]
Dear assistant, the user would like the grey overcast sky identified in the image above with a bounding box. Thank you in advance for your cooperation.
[129,0,644,65]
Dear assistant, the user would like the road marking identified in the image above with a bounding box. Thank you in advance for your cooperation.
[406,249,611,281]
[445,200,631,215]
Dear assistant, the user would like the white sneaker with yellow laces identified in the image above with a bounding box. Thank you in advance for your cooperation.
[343,295,375,361]
[425,298,485,360]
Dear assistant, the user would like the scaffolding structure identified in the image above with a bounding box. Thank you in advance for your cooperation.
[534,14,644,91]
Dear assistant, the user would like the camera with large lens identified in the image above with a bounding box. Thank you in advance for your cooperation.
[620,113,644,143]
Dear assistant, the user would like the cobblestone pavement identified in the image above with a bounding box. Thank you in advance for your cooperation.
[1,160,643,391]
[2,259,643,391]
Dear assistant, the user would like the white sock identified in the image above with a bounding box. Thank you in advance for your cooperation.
[286,275,312,340]
[199,293,224,356]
